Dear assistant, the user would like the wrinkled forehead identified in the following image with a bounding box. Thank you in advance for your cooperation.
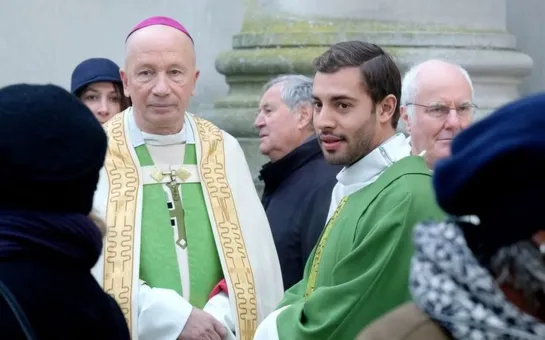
[415,72,473,104]
[260,84,283,105]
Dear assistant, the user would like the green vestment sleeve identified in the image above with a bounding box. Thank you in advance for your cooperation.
[278,278,305,307]
[276,178,444,339]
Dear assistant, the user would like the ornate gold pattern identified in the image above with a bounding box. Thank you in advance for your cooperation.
[101,112,257,339]
[149,167,192,183]
[176,167,191,182]
[150,168,165,182]
[102,111,139,335]
[192,116,258,340]
[305,196,348,298]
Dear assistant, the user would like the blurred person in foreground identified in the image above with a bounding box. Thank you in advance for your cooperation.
[0,83,130,339]
[358,93,545,339]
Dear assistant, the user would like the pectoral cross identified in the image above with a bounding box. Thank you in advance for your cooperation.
[151,167,192,250]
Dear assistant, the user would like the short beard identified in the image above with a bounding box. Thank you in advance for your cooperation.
[322,113,377,166]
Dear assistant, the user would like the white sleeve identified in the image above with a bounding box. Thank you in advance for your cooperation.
[138,282,193,340]
[253,306,289,340]
[203,292,236,340]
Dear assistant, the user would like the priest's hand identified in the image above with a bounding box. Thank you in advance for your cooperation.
[178,308,227,340]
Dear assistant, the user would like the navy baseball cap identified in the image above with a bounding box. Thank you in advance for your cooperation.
[70,58,122,95]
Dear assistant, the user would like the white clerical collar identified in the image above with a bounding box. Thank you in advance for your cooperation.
[126,107,196,147]
[141,130,185,146]
[336,133,411,187]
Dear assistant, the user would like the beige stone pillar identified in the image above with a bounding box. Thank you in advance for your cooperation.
[204,0,533,189]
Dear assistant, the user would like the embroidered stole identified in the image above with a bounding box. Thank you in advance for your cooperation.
[305,196,348,298]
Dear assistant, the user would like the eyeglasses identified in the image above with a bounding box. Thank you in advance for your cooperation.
[406,103,478,119]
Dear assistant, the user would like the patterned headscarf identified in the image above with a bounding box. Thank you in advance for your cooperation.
[412,93,545,339]
[411,220,545,339]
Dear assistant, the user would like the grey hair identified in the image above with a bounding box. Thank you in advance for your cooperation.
[263,74,313,111]
[400,60,474,120]
[490,240,545,312]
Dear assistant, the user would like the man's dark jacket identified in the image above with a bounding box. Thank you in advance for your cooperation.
[260,137,341,290]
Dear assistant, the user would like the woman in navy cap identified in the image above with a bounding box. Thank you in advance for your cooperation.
[71,57,130,124]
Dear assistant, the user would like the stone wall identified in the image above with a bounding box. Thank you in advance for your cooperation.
[205,0,533,189]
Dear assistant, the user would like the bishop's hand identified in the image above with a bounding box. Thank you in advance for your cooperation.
[178,308,227,340]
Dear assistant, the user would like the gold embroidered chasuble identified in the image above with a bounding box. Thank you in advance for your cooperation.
[91,109,284,340]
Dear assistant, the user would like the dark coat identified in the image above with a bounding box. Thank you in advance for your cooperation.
[0,259,130,340]
[260,137,341,290]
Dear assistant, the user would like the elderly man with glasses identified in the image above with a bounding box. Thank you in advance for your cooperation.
[400,59,476,169]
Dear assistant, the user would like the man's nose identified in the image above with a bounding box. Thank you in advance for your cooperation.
[254,112,265,128]
[444,109,462,130]
[152,74,171,96]
[314,107,335,131]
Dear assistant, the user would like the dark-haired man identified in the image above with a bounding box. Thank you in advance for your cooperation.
[254,41,444,340]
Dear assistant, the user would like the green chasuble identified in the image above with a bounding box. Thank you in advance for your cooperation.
[276,156,445,340]
[136,143,223,309]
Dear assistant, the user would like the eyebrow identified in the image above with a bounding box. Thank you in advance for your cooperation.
[331,95,356,101]
[428,101,472,106]
[312,95,356,101]
[82,89,99,95]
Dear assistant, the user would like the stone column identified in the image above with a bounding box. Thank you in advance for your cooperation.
[204,0,533,190]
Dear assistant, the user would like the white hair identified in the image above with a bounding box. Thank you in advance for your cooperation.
[400,60,474,121]
[263,74,313,111]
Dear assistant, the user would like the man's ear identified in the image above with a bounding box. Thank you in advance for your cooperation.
[191,69,200,96]
[296,104,313,130]
[120,68,130,97]
[377,94,397,125]
[400,106,412,134]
